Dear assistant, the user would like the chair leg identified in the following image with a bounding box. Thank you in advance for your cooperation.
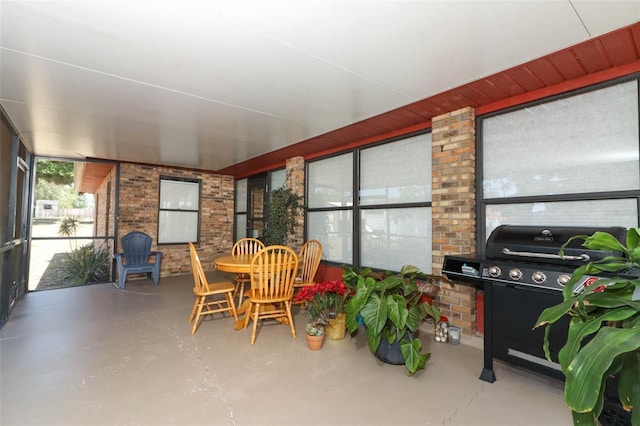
[226,293,238,322]
[191,297,205,334]
[188,297,199,323]
[119,272,127,289]
[285,301,296,339]
[250,303,261,345]
[234,276,247,306]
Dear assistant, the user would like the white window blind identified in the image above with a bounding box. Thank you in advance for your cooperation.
[360,134,431,205]
[483,80,639,199]
[308,153,353,208]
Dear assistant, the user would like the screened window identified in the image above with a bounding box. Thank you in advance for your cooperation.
[307,132,432,272]
[360,134,431,205]
[307,153,354,263]
[270,168,286,191]
[308,153,353,208]
[158,177,200,244]
[481,78,640,241]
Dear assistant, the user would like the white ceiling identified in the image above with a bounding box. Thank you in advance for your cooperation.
[1,1,639,171]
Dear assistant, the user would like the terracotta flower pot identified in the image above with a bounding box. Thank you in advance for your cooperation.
[306,333,324,350]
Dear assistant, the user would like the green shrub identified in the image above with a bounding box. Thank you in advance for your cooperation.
[62,243,110,285]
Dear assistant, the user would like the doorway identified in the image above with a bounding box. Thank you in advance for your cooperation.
[28,158,117,291]
[246,174,267,240]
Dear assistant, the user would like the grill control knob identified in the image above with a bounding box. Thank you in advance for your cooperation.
[557,274,571,287]
[488,266,501,278]
[509,269,523,280]
[532,271,547,284]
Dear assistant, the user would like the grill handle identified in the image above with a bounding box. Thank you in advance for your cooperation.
[501,248,590,262]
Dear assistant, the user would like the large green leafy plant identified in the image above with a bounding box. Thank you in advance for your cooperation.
[345,264,441,376]
[535,229,640,425]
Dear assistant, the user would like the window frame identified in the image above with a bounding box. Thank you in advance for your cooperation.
[157,176,201,244]
[477,75,640,256]
[306,130,432,272]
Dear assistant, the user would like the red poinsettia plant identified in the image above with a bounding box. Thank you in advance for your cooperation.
[294,280,351,325]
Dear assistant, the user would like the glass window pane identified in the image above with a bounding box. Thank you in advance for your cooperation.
[270,169,286,190]
[308,153,353,208]
[360,133,431,205]
[158,211,198,243]
[483,80,639,198]
[485,199,639,240]
[235,179,247,212]
[360,208,431,272]
[307,210,352,264]
[235,213,247,240]
[159,180,199,210]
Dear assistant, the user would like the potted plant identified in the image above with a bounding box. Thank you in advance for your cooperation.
[305,322,325,350]
[264,186,304,246]
[344,264,441,376]
[534,229,639,425]
[294,280,351,340]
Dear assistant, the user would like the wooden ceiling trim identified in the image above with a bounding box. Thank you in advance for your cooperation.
[573,40,613,73]
[600,31,639,66]
[387,107,427,124]
[504,67,545,92]
[405,99,445,117]
[631,25,640,54]
[524,58,566,86]
[455,84,494,106]
[546,49,588,80]
[466,80,509,103]
[483,73,527,97]
[476,61,640,117]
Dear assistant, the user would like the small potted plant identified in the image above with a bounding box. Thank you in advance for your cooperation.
[294,280,351,340]
[305,322,325,350]
[344,264,442,376]
[535,229,639,425]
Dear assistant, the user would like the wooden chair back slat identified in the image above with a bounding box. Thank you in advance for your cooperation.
[232,238,265,256]
[251,245,298,302]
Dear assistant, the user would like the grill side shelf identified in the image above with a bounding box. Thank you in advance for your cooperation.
[442,255,482,285]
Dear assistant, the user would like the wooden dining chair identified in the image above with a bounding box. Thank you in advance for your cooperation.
[293,240,323,304]
[244,245,299,345]
[188,242,238,335]
[231,238,265,304]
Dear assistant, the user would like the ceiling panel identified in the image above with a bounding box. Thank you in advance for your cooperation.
[1,1,639,177]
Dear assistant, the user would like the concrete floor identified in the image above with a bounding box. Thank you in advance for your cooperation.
[0,273,572,426]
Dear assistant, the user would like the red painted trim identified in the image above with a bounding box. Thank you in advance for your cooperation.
[476,61,640,116]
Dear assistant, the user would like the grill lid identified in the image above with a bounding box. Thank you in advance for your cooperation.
[485,225,627,266]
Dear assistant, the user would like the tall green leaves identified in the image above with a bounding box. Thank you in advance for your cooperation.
[534,228,640,425]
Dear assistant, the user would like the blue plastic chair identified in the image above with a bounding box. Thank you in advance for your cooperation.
[114,231,162,289]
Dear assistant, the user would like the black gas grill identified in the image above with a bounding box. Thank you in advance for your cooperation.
[480,225,628,382]
[443,225,633,425]
[443,225,628,382]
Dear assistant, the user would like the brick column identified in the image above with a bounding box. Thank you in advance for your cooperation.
[286,156,305,251]
[431,107,477,334]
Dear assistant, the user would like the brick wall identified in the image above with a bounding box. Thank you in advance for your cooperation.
[117,163,234,277]
[431,106,478,335]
